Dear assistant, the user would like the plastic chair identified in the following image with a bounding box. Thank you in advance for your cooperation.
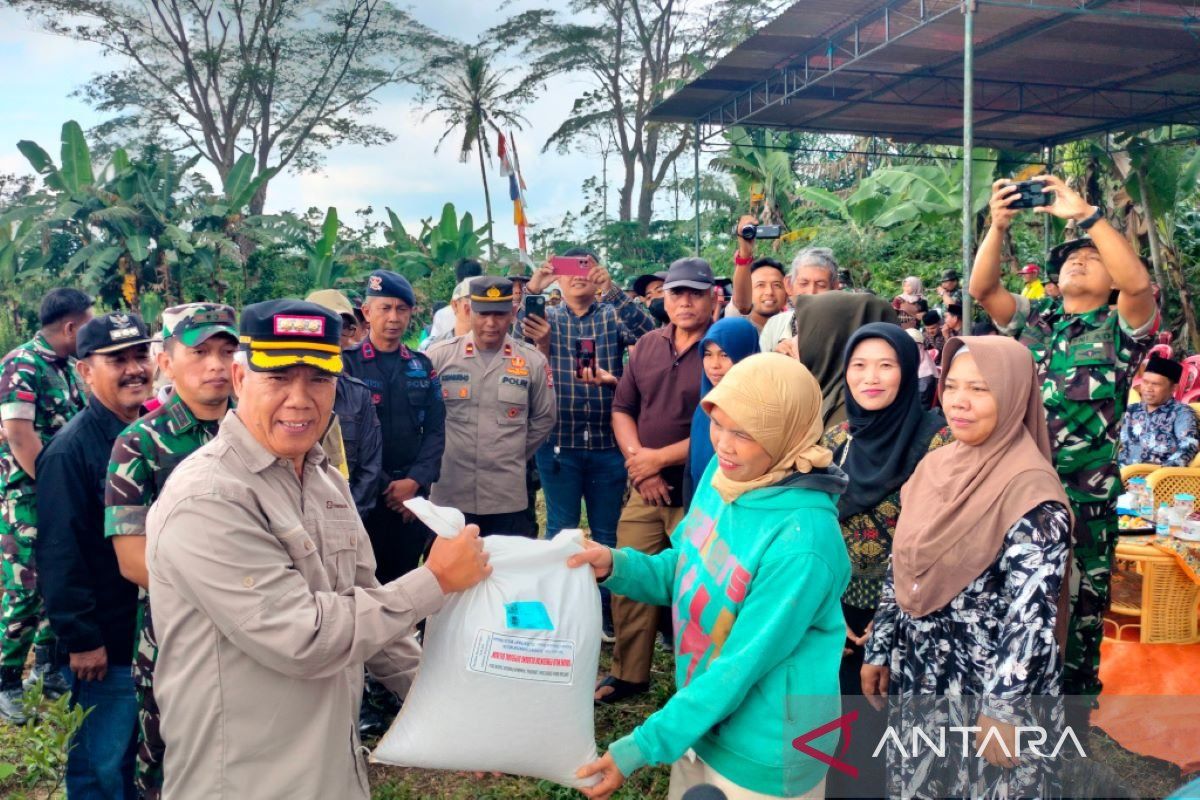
[1180,356,1200,403]
[1106,539,1200,644]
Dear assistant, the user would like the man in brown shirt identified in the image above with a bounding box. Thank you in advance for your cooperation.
[600,257,714,702]
[146,300,490,800]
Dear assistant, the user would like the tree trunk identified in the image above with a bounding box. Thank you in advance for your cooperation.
[1136,168,1170,293]
[618,154,636,223]
[477,129,495,261]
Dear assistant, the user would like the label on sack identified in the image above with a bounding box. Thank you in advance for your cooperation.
[504,600,554,631]
[468,630,575,684]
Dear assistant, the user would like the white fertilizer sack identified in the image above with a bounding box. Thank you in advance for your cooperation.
[371,527,602,788]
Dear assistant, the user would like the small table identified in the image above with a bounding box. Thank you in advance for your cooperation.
[1109,536,1200,644]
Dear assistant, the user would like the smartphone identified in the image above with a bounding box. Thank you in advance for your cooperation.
[1008,179,1053,210]
[551,255,592,277]
[524,293,546,319]
[575,338,596,379]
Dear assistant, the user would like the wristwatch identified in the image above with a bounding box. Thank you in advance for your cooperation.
[1077,206,1104,231]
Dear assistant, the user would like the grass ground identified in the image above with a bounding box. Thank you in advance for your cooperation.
[0,495,1191,798]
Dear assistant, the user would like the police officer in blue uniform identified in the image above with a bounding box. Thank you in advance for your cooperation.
[342,271,445,582]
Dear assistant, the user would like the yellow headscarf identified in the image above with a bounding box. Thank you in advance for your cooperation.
[701,353,833,503]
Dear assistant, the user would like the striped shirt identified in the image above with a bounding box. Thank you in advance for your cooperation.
[517,288,656,450]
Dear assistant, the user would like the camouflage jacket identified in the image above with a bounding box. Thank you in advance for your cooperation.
[105,390,221,539]
[0,332,87,491]
[1001,293,1157,505]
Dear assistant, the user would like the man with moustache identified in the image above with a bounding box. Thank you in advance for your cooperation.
[105,304,238,800]
[36,312,155,799]
[145,301,489,800]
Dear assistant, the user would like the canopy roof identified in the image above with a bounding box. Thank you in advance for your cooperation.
[650,0,1200,149]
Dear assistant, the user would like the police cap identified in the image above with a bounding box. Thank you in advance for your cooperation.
[238,300,343,375]
[469,277,515,313]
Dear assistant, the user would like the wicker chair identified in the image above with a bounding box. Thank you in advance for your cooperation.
[1145,467,1200,509]
[1107,539,1200,644]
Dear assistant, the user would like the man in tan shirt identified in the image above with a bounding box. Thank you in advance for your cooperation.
[146,300,490,800]
[426,277,556,537]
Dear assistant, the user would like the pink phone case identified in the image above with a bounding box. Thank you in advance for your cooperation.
[551,256,591,277]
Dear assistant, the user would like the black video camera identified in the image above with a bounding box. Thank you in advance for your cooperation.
[734,223,782,241]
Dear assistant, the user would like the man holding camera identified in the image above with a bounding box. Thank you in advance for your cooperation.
[729,215,790,331]
[970,174,1158,707]
[427,277,555,537]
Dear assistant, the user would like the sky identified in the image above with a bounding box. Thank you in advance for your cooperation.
[0,1,613,249]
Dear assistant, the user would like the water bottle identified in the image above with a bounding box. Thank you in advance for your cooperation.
[1137,481,1155,522]
[1172,493,1195,538]
[1156,503,1171,537]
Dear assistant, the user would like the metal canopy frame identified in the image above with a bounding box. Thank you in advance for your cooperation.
[657,0,1200,322]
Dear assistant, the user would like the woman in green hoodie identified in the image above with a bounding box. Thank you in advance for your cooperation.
[569,352,851,800]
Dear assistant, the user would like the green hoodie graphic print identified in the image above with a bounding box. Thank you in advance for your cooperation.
[604,459,851,796]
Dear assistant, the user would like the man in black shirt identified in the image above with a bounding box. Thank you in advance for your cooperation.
[36,312,153,800]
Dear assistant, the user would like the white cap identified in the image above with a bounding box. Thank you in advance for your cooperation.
[451,278,472,302]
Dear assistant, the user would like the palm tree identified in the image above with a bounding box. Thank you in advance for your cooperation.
[426,46,529,260]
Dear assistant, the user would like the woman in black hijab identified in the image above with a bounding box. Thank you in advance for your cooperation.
[821,322,952,797]
[822,323,952,682]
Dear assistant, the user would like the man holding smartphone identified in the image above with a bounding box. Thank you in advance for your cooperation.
[970,174,1158,721]
[518,249,656,637]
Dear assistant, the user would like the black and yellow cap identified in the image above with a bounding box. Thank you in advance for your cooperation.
[469,276,515,313]
[238,300,343,374]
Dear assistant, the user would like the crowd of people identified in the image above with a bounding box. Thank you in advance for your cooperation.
[0,172,1187,800]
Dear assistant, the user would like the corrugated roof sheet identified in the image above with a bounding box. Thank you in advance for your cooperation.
[649,0,1200,148]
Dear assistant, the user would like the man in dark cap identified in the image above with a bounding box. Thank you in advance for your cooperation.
[343,270,444,582]
[426,278,555,536]
[602,256,714,703]
[937,268,962,306]
[36,312,154,799]
[145,300,490,800]
[971,174,1158,707]
[342,271,444,735]
[1120,354,1199,468]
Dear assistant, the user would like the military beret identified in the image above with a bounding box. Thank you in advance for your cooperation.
[364,270,415,306]
[238,299,343,375]
[161,303,238,347]
[77,312,153,359]
[469,276,515,313]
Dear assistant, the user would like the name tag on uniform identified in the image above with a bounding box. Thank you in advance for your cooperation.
[441,373,469,383]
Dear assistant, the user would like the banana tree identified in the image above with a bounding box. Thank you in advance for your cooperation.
[384,202,490,279]
[1105,130,1200,350]
[709,127,798,227]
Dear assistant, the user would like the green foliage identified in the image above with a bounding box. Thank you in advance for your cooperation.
[0,681,90,798]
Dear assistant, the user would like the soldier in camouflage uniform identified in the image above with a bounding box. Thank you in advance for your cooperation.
[0,288,93,721]
[970,176,1158,705]
[106,304,238,799]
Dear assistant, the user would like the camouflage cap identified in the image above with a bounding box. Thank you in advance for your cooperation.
[161,303,238,347]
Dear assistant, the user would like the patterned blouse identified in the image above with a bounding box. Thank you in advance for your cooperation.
[822,422,954,611]
[863,501,1071,799]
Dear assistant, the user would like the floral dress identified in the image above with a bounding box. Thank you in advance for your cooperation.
[864,501,1071,799]
[822,423,954,612]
